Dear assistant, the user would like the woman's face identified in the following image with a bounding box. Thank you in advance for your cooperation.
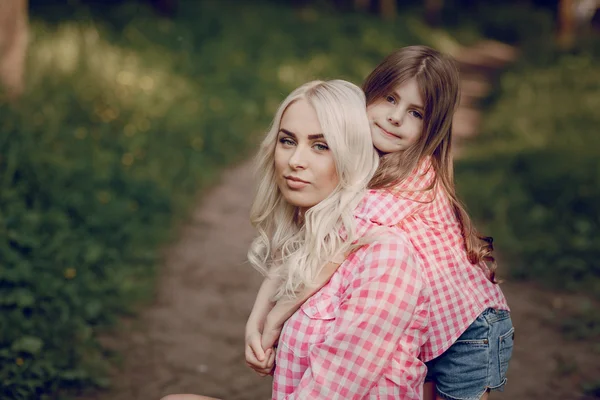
[366,77,424,154]
[274,99,339,211]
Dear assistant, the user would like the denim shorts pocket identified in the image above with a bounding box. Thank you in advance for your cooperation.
[428,339,489,399]
[498,326,515,381]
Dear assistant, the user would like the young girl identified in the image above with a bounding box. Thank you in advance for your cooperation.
[246,46,514,400]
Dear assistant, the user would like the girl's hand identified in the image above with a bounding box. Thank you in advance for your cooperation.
[261,320,282,352]
[245,331,275,377]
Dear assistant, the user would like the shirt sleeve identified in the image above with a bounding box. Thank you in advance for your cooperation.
[285,239,426,400]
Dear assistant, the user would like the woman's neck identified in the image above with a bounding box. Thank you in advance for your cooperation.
[294,207,307,224]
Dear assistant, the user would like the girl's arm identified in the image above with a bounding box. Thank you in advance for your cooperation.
[245,275,279,375]
[261,260,342,350]
[246,275,279,336]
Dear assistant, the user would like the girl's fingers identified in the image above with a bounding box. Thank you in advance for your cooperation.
[246,351,272,372]
[255,349,276,376]
[266,348,276,369]
[249,337,265,361]
[247,361,268,376]
[245,346,262,368]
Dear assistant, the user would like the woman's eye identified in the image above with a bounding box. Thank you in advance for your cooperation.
[409,110,423,120]
[279,137,295,146]
[313,143,329,151]
[385,95,396,104]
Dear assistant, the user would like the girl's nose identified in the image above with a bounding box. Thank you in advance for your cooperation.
[387,109,403,126]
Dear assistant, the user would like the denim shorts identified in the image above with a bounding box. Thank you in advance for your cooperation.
[425,308,514,400]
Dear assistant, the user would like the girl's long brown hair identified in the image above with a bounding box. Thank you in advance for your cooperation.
[363,45,498,282]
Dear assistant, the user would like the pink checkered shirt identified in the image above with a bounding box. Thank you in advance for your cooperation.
[272,212,430,399]
[356,157,510,362]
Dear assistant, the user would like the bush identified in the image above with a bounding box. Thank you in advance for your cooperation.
[1,1,436,397]
[455,45,600,297]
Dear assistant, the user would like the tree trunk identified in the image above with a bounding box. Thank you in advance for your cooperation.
[0,0,28,100]
[355,0,371,11]
[424,0,444,26]
[380,0,397,20]
[557,0,575,48]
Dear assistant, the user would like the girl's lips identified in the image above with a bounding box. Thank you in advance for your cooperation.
[377,124,399,139]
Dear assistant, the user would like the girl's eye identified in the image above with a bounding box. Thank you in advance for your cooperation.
[279,137,295,146]
[313,143,329,151]
[385,95,396,104]
[409,110,423,120]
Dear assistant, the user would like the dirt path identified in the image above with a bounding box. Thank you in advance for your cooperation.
[81,160,271,400]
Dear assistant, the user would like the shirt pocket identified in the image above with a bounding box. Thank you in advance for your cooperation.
[284,290,339,358]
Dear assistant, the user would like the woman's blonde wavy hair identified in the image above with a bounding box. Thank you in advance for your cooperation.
[248,80,379,300]
[363,45,498,282]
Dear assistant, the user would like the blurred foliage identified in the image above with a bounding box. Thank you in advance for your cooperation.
[456,42,600,296]
[0,0,453,398]
[440,0,556,44]
[560,303,600,341]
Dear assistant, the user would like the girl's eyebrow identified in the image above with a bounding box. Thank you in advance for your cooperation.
[279,129,324,140]
[392,91,424,112]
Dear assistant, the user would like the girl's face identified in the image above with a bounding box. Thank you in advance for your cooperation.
[274,99,339,211]
[366,77,424,154]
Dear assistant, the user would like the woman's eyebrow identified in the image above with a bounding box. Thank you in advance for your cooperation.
[279,129,324,140]
[279,128,296,138]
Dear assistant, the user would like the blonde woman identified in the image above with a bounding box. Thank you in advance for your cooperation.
[163,80,430,400]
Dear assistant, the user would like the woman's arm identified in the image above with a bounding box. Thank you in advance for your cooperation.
[286,239,428,400]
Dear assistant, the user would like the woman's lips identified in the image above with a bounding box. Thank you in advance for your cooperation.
[285,176,309,189]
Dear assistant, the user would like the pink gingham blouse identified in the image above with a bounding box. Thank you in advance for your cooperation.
[360,157,510,361]
[272,203,431,399]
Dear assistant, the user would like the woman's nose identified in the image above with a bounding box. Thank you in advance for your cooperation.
[288,148,307,169]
